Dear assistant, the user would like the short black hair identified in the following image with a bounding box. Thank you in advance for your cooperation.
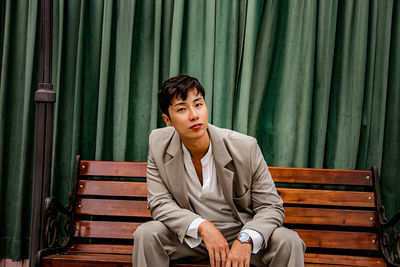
[158,75,205,117]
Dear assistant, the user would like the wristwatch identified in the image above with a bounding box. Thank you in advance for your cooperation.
[236,232,253,247]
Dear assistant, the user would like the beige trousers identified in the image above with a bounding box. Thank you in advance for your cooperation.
[132,221,305,267]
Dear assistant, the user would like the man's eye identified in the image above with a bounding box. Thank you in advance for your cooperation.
[196,103,202,107]
[177,108,185,112]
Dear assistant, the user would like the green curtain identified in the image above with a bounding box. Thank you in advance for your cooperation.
[0,0,40,260]
[0,0,399,260]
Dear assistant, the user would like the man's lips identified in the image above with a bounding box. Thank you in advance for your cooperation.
[190,123,202,129]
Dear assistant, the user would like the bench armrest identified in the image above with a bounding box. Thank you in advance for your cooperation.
[385,211,400,228]
[371,166,400,266]
[45,197,70,214]
[44,196,74,248]
[379,207,400,267]
[36,196,75,265]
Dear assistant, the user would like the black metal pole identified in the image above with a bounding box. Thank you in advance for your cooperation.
[29,0,55,266]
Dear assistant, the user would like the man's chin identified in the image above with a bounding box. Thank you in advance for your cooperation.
[187,129,208,139]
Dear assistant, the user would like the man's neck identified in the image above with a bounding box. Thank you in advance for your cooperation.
[181,133,210,160]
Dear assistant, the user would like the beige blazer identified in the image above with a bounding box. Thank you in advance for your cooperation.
[146,124,284,249]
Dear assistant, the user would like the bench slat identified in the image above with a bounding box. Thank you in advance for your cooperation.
[43,251,386,267]
[67,245,385,266]
[74,221,380,251]
[284,207,377,227]
[78,162,373,186]
[43,253,211,267]
[77,180,147,197]
[304,265,375,267]
[75,198,377,228]
[75,199,151,217]
[304,253,385,266]
[79,160,147,177]
[74,221,140,239]
[269,167,373,186]
[77,181,375,208]
[42,253,132,266]
[68,244,132,254]
[278,188,375,207]
[295,229,380,250]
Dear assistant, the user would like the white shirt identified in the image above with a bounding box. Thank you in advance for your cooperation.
[182,143,263,253]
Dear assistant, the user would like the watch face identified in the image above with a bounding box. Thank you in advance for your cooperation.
[238,232,250,242]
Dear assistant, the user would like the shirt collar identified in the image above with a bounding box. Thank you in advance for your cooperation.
[182,142,212,164]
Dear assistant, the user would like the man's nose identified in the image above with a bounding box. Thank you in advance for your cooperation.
[189,108,198,121]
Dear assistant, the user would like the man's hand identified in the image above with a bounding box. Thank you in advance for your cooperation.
[198,221,229,267]
[226,240,252,267]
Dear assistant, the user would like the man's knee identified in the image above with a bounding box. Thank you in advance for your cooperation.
[270,227,305,252]
[133,221,174,267]
[134,221,172,243]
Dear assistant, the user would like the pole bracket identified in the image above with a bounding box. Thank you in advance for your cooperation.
[35,84,56,102]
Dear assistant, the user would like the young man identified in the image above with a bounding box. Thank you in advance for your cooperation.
[133,75,305,267]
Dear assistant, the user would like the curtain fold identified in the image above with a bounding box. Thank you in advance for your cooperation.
[212,0,239,129]
[234,0,263,134]
[325,0,369,169]
[0,0,39,260]
[250,0,317,166]
[0,0,399,260]
[381,0,400,219]
[357,0,393,171]
[95,0,113,159]
[309,0,338,168]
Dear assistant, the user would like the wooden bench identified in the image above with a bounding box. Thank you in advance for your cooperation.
[38,155,400,266]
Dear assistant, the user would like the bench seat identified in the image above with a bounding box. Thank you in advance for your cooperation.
[42,245,386,267]
[37,156,400,266]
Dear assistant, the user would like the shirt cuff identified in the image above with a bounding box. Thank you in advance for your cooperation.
[184,218,207,248]
[242,229,263,254]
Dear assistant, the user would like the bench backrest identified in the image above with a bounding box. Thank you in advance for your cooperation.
[70,156,381,259]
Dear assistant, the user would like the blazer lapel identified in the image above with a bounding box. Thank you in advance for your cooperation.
[164,131,191,210]
[208,125,241,220]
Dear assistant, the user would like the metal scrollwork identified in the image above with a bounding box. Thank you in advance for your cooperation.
[44,194,74,249]
[373,166,400,267]
[36,193,76,266]
[390,216,400,263]
[36,155,81,266]
[379,205,400,266]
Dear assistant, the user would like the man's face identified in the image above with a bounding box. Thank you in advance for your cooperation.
[162,89,208,142]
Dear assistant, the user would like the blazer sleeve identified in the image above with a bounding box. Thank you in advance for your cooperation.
[146,133,201,243]
[241,139,285,248]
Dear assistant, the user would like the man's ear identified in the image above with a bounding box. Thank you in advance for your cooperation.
[162,114,172,126]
